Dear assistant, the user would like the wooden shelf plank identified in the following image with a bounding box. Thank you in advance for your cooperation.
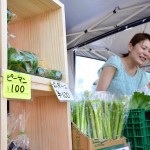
[0,70,55,98]
[31,74,52,92]
[7,0,63,22]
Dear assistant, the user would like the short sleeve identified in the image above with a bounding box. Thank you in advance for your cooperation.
[102,55,121,70]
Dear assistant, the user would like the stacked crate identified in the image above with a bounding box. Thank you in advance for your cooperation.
[124,109,150,150]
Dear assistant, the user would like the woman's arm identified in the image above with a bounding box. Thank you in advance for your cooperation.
[96,66,117,91]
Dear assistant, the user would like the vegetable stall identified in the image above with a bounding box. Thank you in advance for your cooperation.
[71,90,150,150]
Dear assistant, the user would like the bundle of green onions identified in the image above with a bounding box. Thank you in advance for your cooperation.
[71,91,129,141]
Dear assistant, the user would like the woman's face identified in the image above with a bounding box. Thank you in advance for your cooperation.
[129,39,150,66]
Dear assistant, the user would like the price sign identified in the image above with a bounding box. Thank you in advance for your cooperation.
[50,80,74,102]
[115,146,130,150]
[3,70,31,100]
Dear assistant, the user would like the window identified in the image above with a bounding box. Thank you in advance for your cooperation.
[75,56,105,92]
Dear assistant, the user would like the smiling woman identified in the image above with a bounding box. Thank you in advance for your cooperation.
[96,33,150,97]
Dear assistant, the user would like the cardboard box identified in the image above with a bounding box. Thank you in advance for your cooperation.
[71,122,126,150]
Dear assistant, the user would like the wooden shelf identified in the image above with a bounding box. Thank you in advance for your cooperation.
[31,75,52,91]
[8,0,68,84]
[1,69,55,97]
[0,0,72,150]
[31,75,55,98]
[8,0,63,22]
[0,71,58,100]
[1,71,53,91]
[1,70,56,98]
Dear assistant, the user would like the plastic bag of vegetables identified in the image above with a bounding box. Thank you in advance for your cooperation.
[8,47,39,75]
[71,91,130,141]
[36,67,62,80]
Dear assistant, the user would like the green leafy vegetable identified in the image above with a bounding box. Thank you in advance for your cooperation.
[129,92,150,110]
[36,67,62,80]
[8,47,39,74]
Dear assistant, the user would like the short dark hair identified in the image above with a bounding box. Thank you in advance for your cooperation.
[122,33,150,57]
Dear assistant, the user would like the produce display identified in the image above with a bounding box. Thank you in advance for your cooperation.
[71,91,129,140]
[8,47,39,75]
[7,9,62,81]
[8,47,63,80]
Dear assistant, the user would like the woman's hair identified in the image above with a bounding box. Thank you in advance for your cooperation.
[122,33,150,57]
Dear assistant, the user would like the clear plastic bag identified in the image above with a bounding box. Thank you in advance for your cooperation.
[71,91,130,141]
[36,67,62,80]
[7,113,18,144]
[8,111,30,150]
[8,47,39,75]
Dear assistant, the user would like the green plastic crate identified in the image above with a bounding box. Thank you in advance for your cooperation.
[124,109,150,150]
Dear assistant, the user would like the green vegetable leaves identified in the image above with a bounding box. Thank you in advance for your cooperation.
[8,47,62,80]
[8,47,39,74]
[129,92,150,110]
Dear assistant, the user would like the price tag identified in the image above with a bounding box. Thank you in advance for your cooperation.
[50,80,74,102]
[3,70,31,100]
[115,146,130,150]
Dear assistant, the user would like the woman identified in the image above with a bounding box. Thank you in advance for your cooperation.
[96,33,150,96]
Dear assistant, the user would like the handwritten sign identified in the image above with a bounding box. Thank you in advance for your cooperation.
[50,80,74,102]
[3,70,31,100]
